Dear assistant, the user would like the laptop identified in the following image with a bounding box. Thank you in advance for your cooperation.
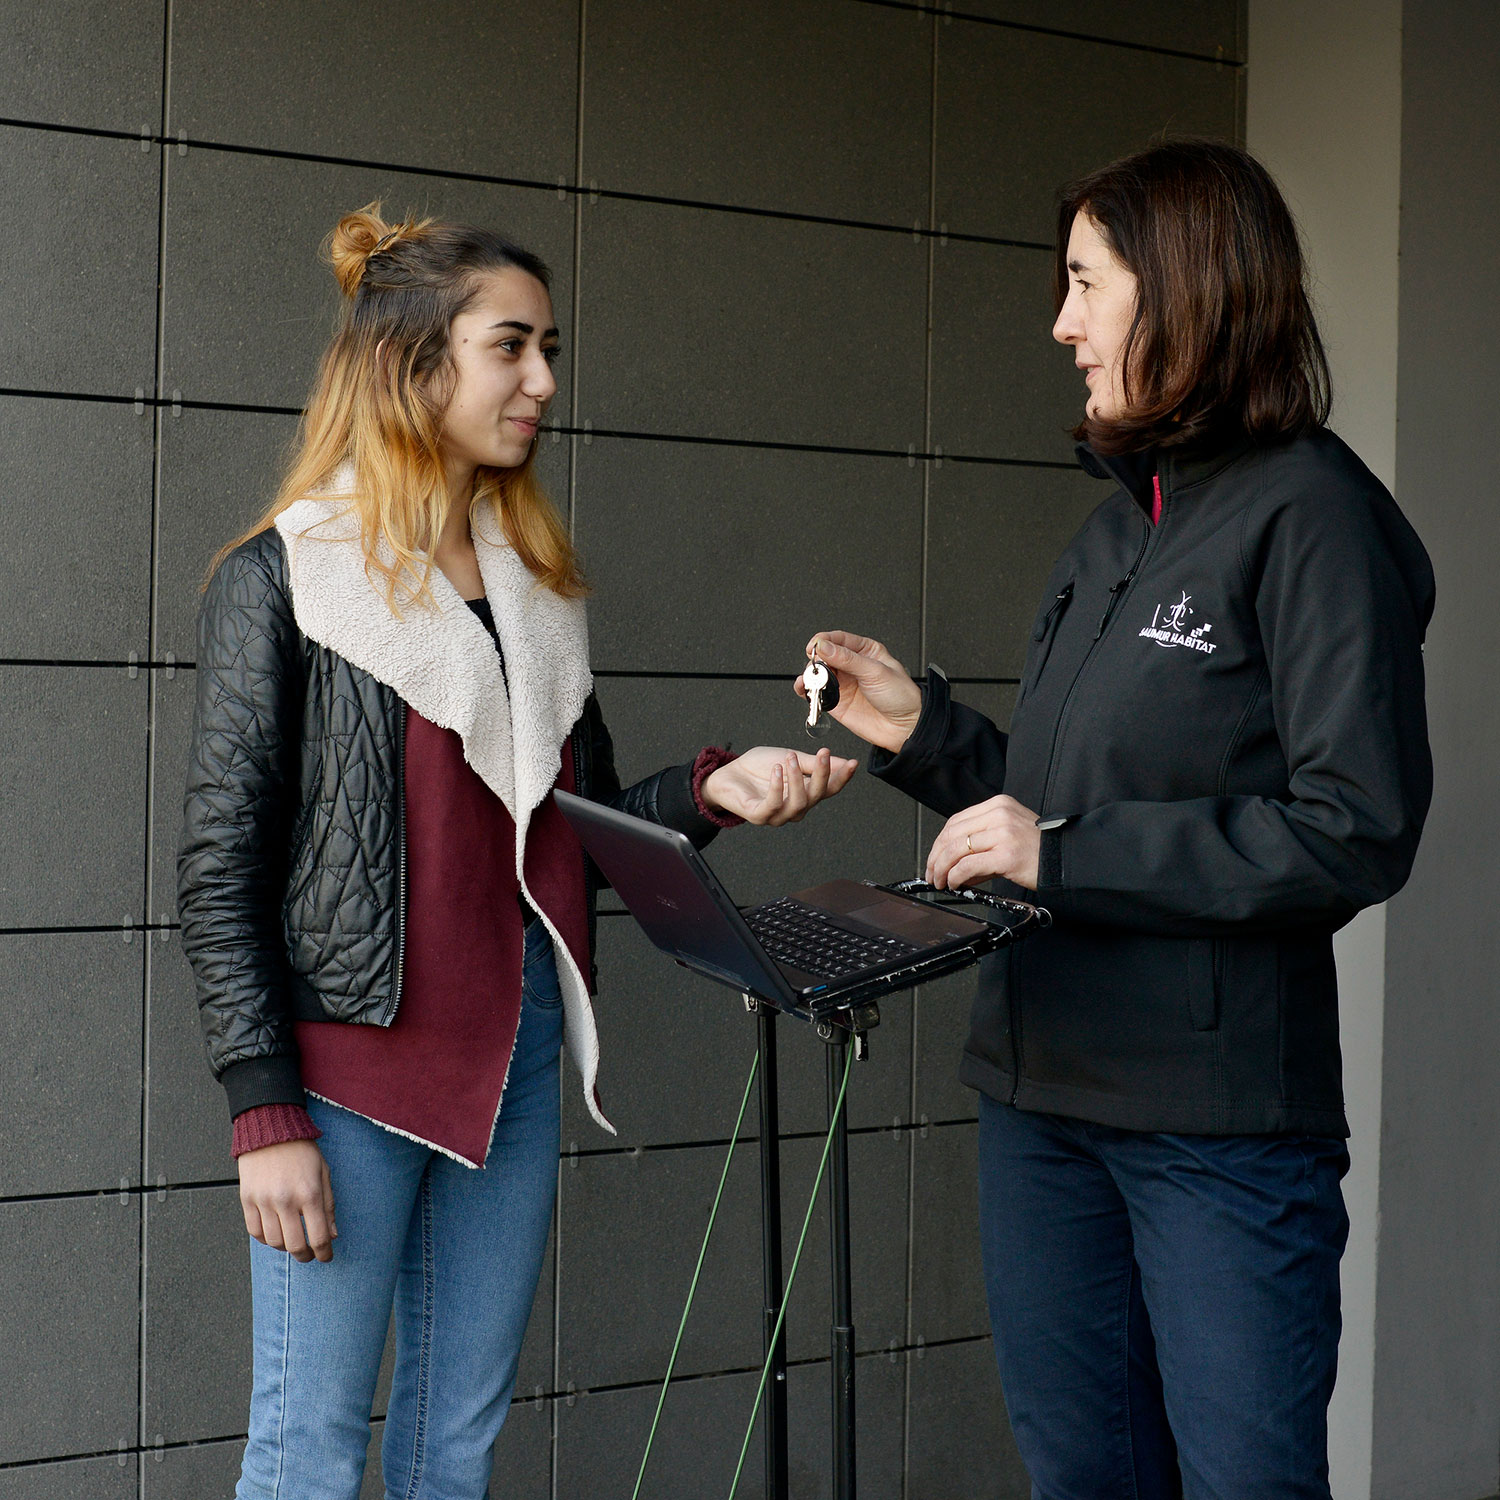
[553,789,1030,1018]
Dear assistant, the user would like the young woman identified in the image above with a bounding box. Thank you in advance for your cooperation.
[801,140,1434,1496]
[178,203,857,1500]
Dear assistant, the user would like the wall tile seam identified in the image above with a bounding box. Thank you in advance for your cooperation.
[0,118,1054,251]
[2,1111,980,1203]
[553,1341,992,1402]
[139,4,177,1445]
[2,1333,987,1471]
[558,1117,980,1165]
[0,658,180,669]
[591,674,1022,684]
[848,0,1249,66]
[10,431,1079,481]
[0,1179,235,1208]
[0,389,1082,470]
[0,922,176,936]
[554,427,1068,464]
[908,0,938,1422]
[0,385,177,408]
[0,664,1021,684]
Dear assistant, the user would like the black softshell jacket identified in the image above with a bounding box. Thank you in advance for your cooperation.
[872,429,1434,1136]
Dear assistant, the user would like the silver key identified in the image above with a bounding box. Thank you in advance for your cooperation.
[801,654,839,738]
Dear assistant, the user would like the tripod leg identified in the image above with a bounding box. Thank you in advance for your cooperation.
[758,1009,789,1500]
[827,1034,856,1500]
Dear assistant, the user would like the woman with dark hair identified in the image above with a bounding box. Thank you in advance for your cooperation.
[178,202,855,1500]
[801,140,1434,1495]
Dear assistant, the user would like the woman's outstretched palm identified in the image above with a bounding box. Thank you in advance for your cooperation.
[701,745,858,825]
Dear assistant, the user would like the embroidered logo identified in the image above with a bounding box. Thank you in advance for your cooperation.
[1139,592,1217,653]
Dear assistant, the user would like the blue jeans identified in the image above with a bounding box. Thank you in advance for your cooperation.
[237,922,564,1500]
[977,1095,1349,1500]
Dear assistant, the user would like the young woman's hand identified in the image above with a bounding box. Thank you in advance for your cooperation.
[925,795,1042,892]
[238,1139,338,1264]
[794,632,923,754]
[701,745,858,825]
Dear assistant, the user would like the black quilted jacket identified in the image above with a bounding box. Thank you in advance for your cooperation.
[178,530,722,1119]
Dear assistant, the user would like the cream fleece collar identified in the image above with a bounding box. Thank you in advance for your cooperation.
[274,477,613,1133]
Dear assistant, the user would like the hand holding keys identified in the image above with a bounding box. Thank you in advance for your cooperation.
[794,633,923,755]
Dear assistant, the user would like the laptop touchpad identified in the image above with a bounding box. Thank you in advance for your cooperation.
[795,879,984,946]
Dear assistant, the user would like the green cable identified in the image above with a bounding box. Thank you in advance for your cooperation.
[631,1050,761,1500]
[726,1043,855,1500]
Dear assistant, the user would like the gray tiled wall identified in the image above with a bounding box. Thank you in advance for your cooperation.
[0,0,1240,1492]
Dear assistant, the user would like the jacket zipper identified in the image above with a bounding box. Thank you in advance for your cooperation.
[387,706,408,1024]
[1022,582,1074,698]
[1094,573,1134,640]
[1039,500,1160,814]
[1008,581,1073,1097]
[1039,582,1074,638]
[1016,471,1169,1101]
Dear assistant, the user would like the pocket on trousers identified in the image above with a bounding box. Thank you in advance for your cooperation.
[522,934,564,1009]
[1187,939,1219,1031]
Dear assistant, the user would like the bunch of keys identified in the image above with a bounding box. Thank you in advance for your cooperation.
[801,648,841,739]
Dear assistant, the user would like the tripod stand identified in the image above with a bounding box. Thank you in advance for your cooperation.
[610,866,1048,1500]
[750,995,869,1500]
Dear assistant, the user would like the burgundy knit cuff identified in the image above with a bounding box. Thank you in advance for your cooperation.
[691,746,745,828]
[231,1102,323,1159]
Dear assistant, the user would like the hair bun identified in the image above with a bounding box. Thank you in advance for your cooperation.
[325,202,426,297]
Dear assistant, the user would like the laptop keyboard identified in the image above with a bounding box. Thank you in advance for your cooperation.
[745,896,921,980]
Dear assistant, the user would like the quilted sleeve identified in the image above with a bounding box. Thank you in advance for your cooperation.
[581,692,724,850]
[177,535,308,1118]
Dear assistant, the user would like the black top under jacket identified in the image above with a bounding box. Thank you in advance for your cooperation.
[871,428,1435,1136]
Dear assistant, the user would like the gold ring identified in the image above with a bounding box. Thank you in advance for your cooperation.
[965,835,973,854]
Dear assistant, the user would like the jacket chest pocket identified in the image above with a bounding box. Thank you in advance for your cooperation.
[1187,939,1219,1031]
[1016,580,1074,706]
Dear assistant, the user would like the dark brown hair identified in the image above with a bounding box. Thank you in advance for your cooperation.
[1055,138,1331,454]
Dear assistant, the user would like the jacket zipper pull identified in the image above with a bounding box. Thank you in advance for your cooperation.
[1034,582,1074,641]
[1095,572,1135,640]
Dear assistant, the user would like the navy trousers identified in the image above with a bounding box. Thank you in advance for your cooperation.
[976,1095,1349,1500]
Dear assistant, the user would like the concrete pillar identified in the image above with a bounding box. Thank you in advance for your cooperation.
[1245,5,1402,1494]
[1250,3,1500,1495]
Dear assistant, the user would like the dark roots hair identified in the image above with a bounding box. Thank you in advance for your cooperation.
[1055,138,1331,455]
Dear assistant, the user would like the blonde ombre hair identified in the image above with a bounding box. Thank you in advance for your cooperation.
[213,201,586,606]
